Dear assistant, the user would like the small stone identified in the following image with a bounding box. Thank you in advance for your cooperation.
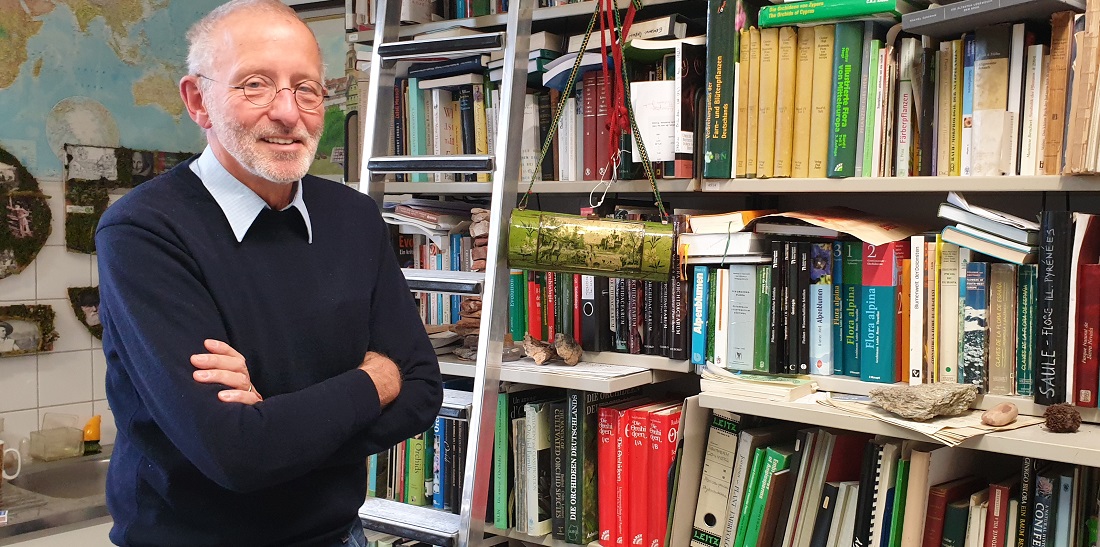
[471,245,489,261]
[460,298,482,314]
[452,346,477,361]
[1044,403,1082,433]
[471,259,486,271]
[501,344,524,362]
[553,333,583,366]
[523,334,557,365]
[470,208,491,223]
[868,383,979,421]
[470,220,490,239]
[981,402,1019,427]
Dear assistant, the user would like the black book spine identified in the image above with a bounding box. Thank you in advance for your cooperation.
[786,241,799,374]
[668,215,690,360]
[1035,210,1072,405]
[394,78,406,182]
[643,280,657,355]
[769,240,784,374]
[1016,456,1038,547]
[919,47,937,176]
[850,441,881,547]
[580,275,612,352]
[798,242,811,374]
[537,91,555,182]
[771,429,811,547]
[809,482,840,547]
[457,85,477,182]
[551,401,568,540]
[658,281,671,357]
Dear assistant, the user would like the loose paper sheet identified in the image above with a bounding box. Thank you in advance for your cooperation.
[629,80,676,162]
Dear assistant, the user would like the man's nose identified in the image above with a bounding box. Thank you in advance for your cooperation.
[266,88,302,125]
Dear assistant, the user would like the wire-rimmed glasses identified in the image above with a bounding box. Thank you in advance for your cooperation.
[197,74,328,111]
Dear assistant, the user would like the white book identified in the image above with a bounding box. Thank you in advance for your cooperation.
[961,37,975,176]
[1005,23,1026,176]
[558,97,576,181]
[524,402,552,536]
[834,482,860,547]
[937,241,961,383]
[519,94,541,183]
[809,242,833,376]
[780,429,819,547]
[871,47,887,178]
[727,265,757,371]
[792,431,836,547]
[431,88,457,182]
[1020,45,1046,176]
[689,409,742,547]
[1035,54,1050,173]
[909,236,925,385]
[712,268,730,369]
[731,60,741,179]
[896,39,917,177]
[1006,499,1019,547]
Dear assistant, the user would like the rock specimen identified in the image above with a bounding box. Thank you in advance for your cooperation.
[1044,403,1082,433]
[981,402,1019,426]
[553,333,583,365]
[868,383,978,421]
[523,334,556,365]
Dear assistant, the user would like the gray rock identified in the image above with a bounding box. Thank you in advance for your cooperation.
[868,383,978,421]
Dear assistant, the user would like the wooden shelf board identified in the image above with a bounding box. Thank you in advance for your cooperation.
[811,375,1100,424]
[697,392,1100,468]
[580,351,692,373]
[437,355,681,392]
[701,175,1100,193]
[382,179,697,195]
[348,0,685,43]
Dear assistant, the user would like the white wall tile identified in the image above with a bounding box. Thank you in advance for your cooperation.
[92,400,116,446]
[38,351,93,407]
[40,180,65,248]
[0,409,39,446]
[40,298,92,352]
[92,349,107,401]
[35,246,92,300]
[0,355,38,412]
[0,262,36,302]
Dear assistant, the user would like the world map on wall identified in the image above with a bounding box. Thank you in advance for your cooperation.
[0,0,223,180]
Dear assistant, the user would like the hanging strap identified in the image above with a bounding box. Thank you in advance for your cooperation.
[518,0,668,222]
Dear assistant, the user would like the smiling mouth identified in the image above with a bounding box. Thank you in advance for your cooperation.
[262,137,299,145]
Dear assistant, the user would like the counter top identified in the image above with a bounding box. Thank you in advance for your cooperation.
[0,447,111,545]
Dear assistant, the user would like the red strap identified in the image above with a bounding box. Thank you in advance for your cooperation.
[596,0,639,176]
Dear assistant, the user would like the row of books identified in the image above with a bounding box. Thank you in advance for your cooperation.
[685,412,1098,547]
[366,415,468,513]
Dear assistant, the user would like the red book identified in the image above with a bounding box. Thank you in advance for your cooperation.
[599,400,643,547]
[984,477,1018,547]
[921,476,984,547]
[583,72,598,181]
[595,72,611,181]
[574,274,584,345]
[529,273,544,341]
[1075,264,1100,407]
[547,271,557,341]
[648,404,682,547]
[626,406,652,547]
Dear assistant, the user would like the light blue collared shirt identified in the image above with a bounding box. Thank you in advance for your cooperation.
[190,146,314,243]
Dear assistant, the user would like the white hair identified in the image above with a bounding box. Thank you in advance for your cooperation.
[186,0,327,88]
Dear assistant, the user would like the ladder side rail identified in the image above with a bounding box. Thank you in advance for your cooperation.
[359,0,402,207]
[457,1,533,545]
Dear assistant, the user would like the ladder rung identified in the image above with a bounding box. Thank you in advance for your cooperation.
[359,498,461,547]
[403,269,485,295]
[369,155,494,174]
[377,33,504,60]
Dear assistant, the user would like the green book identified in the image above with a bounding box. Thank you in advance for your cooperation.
[1016,264,1037,396]
[888,458,910,547]
[509,269,526,343]
[733,447,768,547]
[743,445,794,547]
[759,0,922,28]
[707,268,718,365]
[405,433,427,506]
[703,0,738,178]
[494,391,511,529]
[754,265,772,371]
[940,498,971,547]
[827,22,865,179]
[861,39,883,177]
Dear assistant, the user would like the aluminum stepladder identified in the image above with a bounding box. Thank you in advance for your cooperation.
[355,0,533,544]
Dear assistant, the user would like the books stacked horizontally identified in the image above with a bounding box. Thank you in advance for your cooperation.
[699,364,819,402]
[383,198,473,233]
[937,192,1039,264]
[680,209,775,264]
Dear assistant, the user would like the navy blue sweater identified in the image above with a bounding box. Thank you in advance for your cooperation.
[96,160,442,546]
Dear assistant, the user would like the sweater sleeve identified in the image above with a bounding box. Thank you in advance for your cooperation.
[318,208,444,467]
[98,219,390,492]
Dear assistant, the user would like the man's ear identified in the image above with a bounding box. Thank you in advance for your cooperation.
[180,75,213,129]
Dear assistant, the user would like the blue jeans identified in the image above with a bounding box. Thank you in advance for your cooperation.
[324,519,368,547]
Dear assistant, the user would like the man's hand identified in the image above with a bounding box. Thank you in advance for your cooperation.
[191,339,264,405]
[358,351,402,407]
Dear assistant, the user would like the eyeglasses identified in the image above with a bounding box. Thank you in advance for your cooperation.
[197,74,328,111]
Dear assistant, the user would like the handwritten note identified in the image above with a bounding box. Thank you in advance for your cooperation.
[629,80,676,162]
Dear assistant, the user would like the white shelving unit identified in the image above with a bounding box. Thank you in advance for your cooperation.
[437,355,685,392]
[697,392,1100,468]
[485,526,600,547]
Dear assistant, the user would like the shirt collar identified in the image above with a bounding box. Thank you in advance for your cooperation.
[190,146,313,243]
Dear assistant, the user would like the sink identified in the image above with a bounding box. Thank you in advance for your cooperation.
[8,456,109,499]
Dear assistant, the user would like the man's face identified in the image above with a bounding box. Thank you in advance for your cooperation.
[202,12,325,185]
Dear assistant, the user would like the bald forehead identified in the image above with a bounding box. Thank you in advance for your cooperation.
[208,10,323,79]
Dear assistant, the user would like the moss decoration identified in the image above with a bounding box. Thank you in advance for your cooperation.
[64,144,194,254]
[0,146,51,279]
[67,286,103,340]
[0,304,59,357]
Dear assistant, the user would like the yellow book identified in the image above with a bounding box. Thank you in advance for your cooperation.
[791,26,815,178]
[736,29,751,178]
[773,27,798,178]
[746,27,760,178]
[473,84,490,182]
[808,24,835,178]
[936,46,951,177]
[756,27,780,178]
[950,38,963,176]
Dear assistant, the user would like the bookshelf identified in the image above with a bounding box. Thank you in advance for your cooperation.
[383,178,699,194]
[701,175,1100,193]
[697,391,1100,468]
[346,0,687,42]
[485,526,601,547]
